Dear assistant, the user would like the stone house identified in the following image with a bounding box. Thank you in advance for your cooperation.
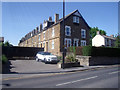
[92,31,116,47]
[0,37,4,43]
[18,10,90,56]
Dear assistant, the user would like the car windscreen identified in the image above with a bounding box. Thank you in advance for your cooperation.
[42,52,52,55]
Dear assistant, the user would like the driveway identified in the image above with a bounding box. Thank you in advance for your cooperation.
[9,60,61,74]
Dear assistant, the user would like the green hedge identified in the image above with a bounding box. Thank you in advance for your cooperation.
[1,54,8,64]
[82,46,120,57]
[82,46,92,56]
[92,47,120,57]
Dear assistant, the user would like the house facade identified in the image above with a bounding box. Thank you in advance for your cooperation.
[92,31,116,47]
[18,10,90,56]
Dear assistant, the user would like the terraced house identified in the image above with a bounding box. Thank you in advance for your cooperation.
[18,10,90,56]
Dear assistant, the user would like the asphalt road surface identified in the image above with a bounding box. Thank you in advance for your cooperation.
[2,66,120,88]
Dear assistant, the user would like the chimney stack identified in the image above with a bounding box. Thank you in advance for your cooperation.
[55,13,59,23]
[48,16,52,22]
[36,27,39,34]
[39,24,42,32]
[97,31,100,35]
[110,35,114,38]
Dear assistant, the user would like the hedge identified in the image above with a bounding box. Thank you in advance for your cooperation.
[91,47,120,57]
[68,46,120,57]
[82,46,92,56]
[1,54,8,64]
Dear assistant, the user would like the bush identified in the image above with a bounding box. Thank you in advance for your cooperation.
[57,56,62,60]
[65,46,78,63]
[65,54,78,63]
[1,55,8,64]
[82,46,92,56]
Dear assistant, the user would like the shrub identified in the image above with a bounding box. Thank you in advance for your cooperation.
[57,56,62,60]
[65,46,78,63]
[65,54,78,63]
[1,54,8,64]
[82,46,92,56]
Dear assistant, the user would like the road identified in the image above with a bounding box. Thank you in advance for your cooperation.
[2,66,120,88]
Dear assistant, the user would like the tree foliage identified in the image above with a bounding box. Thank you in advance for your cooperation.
[89,27,107,45]
[90,27,106,38]
[114,33,120,48]
[0,41,13,47]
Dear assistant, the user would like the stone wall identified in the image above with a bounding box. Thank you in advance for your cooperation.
[76,55,120,66]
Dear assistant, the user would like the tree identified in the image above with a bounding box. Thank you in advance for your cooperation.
[89,27,107,45]
[4,41,13,47]
[0,42,4,46]
[1,41,13,47]
[114,33,120,48]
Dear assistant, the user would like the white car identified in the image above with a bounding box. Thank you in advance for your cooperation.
[35,52,58,63]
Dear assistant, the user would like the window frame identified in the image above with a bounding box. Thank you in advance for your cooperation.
[39,34,41,41]
[65,26,71,36]
[43,31,46,40]
[81,40,86,46]
[81,29,86,38]
[73,16,79,23]
[52,40,54,49]
[52,28,55,37]
[64,38,72,48]
[74,39,79,47]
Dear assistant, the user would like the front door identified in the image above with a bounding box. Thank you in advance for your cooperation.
[46,42,48,52]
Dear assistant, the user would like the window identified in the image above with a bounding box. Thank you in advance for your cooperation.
[39,35,41,41]
[109,39,111,46]
[52,40,54,49]
[43,31,45,40]
[73,16,79,23]
[52,28,55,37]
[31,38,33,44]
[74,39,79,47]
[81,40,86,46]
[105,38,107,46]
[34,36,37,43]
[65,26,71,36]
[43,42,45,47]
[81,29,86,38]
[39,43,41,47]
[64,38,71,48]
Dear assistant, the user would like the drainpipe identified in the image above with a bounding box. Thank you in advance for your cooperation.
[62,0,65,69]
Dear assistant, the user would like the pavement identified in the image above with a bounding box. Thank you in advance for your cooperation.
[2,60,120,80]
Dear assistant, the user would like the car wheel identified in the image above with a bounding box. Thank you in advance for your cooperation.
[44,58,48,64]
[36,57,39,62]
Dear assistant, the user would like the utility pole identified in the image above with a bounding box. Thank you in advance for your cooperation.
[62,0,65,69]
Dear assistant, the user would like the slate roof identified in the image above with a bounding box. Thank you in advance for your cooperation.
[102,35,116,40]
[51,9,90,29]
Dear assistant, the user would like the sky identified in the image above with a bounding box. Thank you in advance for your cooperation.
[2,2,118,46]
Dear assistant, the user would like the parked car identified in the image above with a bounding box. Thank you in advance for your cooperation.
[35,52,58,63]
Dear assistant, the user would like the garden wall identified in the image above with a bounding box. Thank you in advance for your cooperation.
[76,56,120,66]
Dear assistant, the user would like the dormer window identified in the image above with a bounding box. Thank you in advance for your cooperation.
[73,16,79,23]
